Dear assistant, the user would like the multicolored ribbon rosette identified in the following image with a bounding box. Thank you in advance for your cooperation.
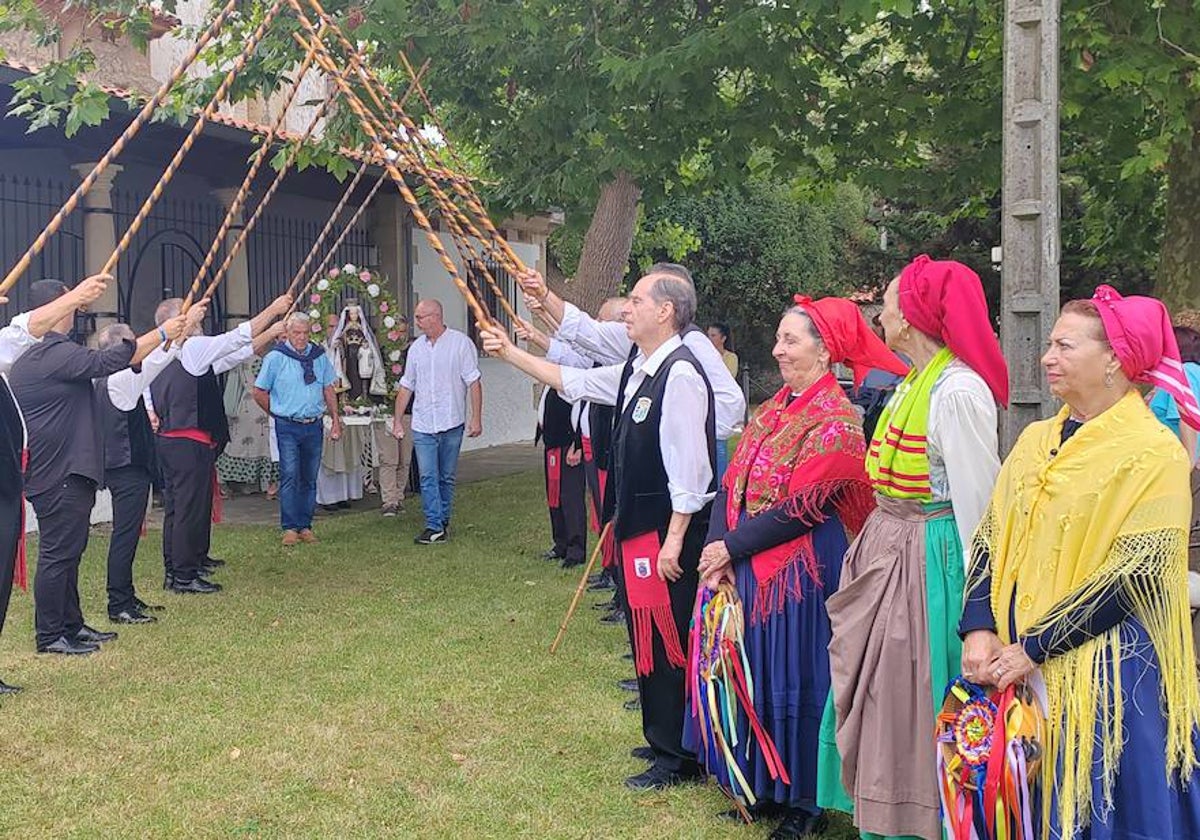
[687,583,790,809]
[936,676,1045,840]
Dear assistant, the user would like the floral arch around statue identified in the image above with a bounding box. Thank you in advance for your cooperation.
[303,263,408,400]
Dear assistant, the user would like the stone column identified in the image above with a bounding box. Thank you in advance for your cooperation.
[211,187,252,328]
[70,162,122,331]
[372,190,411,315]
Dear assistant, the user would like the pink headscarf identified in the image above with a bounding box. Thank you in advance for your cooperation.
[898,255,1010,406]
[1092,285,1200,431]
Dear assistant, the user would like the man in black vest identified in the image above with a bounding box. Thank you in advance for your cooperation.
[0,274,110,687]
[482,263,716,791]
[94,311,207,625]
[9,280,194,655]
[149,294,291,595]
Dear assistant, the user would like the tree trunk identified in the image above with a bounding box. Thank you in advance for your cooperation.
[568,169,641,316]
[1156,112,1200,313]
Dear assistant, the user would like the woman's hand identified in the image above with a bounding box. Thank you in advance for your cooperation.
[657,534,684,583]
[961,629,1004,684]
[988,643,1037,691]
[697,539,732,581]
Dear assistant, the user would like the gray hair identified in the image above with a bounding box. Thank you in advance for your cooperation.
[644,263,696,331]
[155,297,182,326]
[783,306,827,347]
[97,322,136,350]
[417,298,444,317]
[284,311,311,329]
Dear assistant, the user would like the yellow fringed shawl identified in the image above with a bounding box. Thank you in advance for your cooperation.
[971,390,1200,840]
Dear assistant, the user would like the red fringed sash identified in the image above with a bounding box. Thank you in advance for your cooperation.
[621,530,686,676]
[545,447,562,509]
[725,375,872,621]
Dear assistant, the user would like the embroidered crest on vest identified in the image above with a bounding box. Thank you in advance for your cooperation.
[631,396,653,424]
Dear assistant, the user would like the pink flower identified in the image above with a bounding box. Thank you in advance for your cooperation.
[359,270,372,282]
[328,267,340,277]
[387,330,400,341]
[379,301,389,313]
[310,323,321,333]
[310,294,321,304]
[391,363,402,374]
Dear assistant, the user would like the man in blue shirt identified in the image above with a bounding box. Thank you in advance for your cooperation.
[254,313,342,546]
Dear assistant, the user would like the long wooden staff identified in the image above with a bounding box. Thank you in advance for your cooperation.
[99,0,286,279]
[0,0,241,295]
[306,12,520,325]
[311,7,527,290]
[550,521,612,655]
[283,58,429,303]
[179,36,322,310]
[289,21,492,328]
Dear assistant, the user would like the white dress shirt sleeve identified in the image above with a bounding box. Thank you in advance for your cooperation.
[458,333,481,385]
[661,362,716,514]
[0,312,41,376]
[682,330,746,441]
[556,303,633,365]
[559,361,625,407]
[107,346,180,411]
[212,343,256,376]
[179,322,254,375]
[930,370,1001,570]
[545,337,594,369]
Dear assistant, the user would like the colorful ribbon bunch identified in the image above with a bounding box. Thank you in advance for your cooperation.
[687,583,789,807]
[936,676,1042,840]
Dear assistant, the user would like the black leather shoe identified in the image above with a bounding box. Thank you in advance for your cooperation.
[561,558,585,569]
[75,625,117,644]
[591,597,616,611]
[618,678,639,693]
[109,609,157,625]
[37,636,99,655]
[201,560,221,574]
[624,764,703,792]
[134,597,164,613]
[623,697,641,712]
[170,578,222,594]
[621,651,633,662]
[162,572,174,590]
[0,679,22,695]
[540,547,565,561]
[600,609,626,624]
[587,577,615,592]
[718,801,783,824]
[204,557,227,568]
[769,810,826,839]
[630,746,655,762]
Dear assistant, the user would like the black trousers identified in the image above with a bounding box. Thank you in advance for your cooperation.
[620,524,703,773]
[30,475,96,647]
[156,437,214,584]
[545,446,587,563]
[0,490,23,639]
[105,465,150,615]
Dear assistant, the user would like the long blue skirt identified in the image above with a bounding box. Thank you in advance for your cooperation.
[685,517,848,810]
[1048,619,1200,840]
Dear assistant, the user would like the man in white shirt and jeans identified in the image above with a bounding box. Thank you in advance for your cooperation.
[392,299,482,544]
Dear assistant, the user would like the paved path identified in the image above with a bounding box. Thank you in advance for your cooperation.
[146,440,541,528]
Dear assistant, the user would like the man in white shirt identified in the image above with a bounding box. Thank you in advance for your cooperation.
[392,299,482,545]
[481,263,715,792]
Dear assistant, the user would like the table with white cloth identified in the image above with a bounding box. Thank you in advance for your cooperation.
[316,414,380,504]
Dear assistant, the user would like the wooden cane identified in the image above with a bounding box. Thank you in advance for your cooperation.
[0,0,241,295]
[289,21,493,329]
[550,521,612,655]
[99,0,287,279]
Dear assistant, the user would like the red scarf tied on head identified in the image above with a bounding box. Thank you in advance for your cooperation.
[1092,285,1200,431]
[898,255,1010,406]
[793,295,909,388]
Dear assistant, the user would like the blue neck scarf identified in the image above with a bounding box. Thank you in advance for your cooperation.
[271,342,326,384]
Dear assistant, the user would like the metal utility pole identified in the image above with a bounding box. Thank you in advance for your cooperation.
[1000,0,1061,452]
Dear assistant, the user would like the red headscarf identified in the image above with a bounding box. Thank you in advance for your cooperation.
[898,255,1010,406]
[792,295,909,388]
[1092,285,1200,431]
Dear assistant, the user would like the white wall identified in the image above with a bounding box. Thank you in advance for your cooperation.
[410,229,540,451]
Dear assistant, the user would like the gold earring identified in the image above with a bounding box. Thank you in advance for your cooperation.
[1104,370,1114,389]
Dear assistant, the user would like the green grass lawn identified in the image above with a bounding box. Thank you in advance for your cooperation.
[0,470,857,839]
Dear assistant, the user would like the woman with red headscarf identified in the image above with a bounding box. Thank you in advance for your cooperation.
[817,256,1008,839]
[687,297,906,839]
[959,288,1200,839]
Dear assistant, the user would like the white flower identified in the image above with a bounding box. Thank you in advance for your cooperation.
[383,316,396,329]
[316,279,330,291]
[342,263,357,274]
[389,350,401,362]
[308,308,320,319]
[366,283,380,298]
[394,380,403,390]
[384,147,399,162]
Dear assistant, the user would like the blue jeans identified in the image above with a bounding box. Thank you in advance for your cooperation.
[275,418,324,532]
[412,424,464,532]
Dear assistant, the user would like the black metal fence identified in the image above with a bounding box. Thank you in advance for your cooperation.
[247,212,376,315]
[0,174,85,321]
[465,259,517,348]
